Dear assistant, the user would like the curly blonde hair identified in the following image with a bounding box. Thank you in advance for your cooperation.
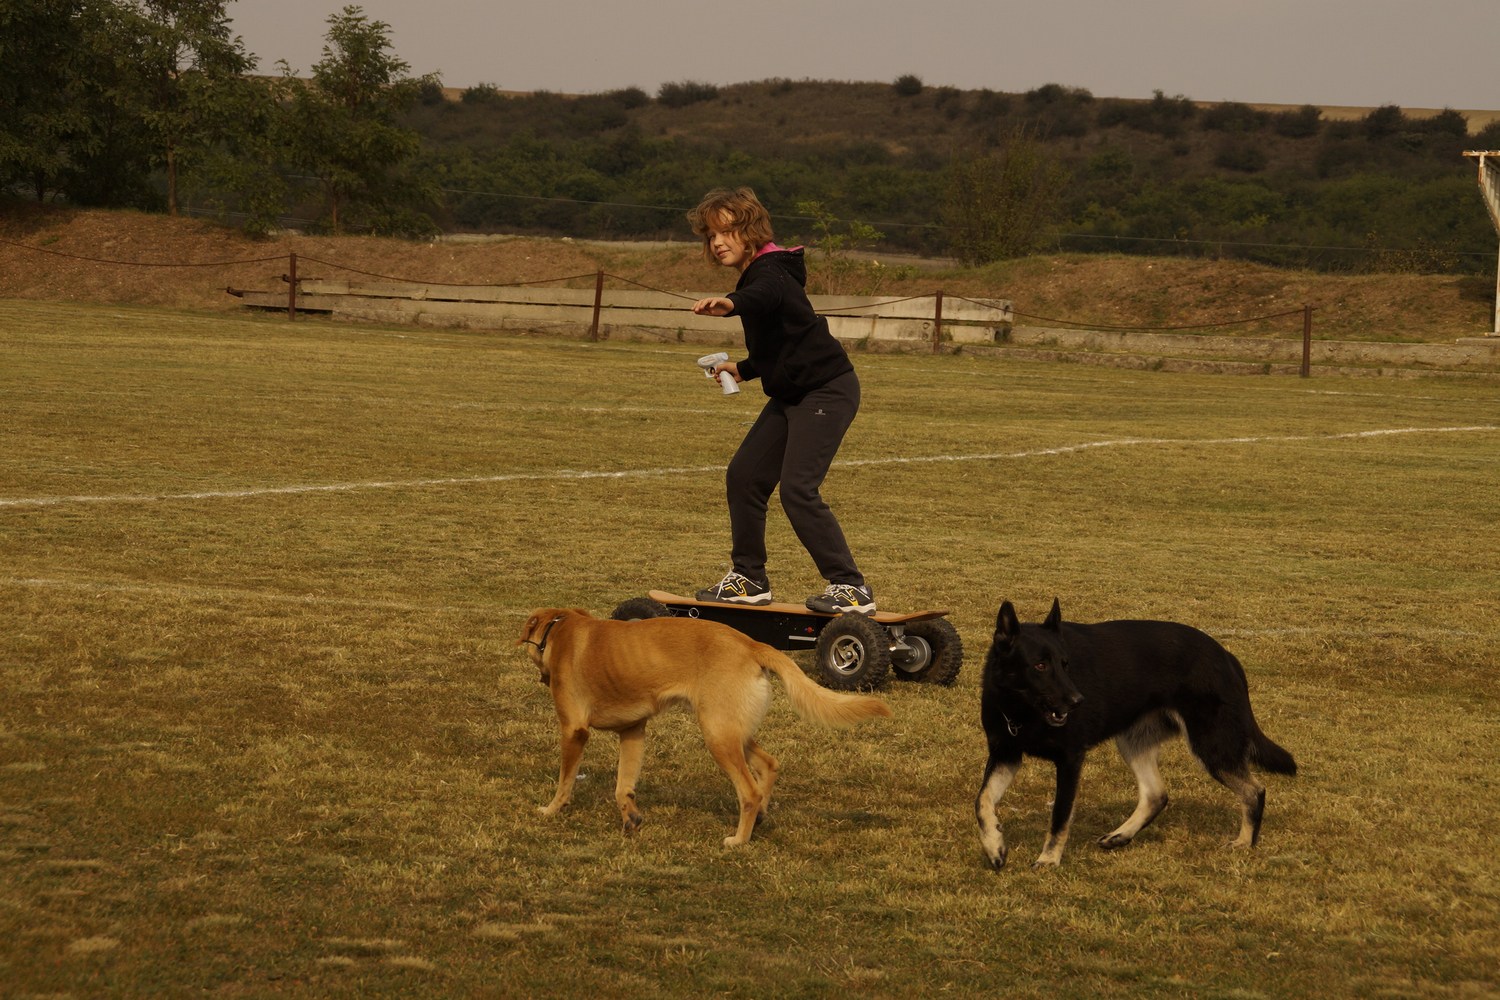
[687,187,775,264]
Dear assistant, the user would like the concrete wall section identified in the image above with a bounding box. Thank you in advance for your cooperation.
[238,282,1013,346]
[230,280,1497,373]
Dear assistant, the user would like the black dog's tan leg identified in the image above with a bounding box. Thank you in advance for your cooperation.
[1216,768,1267,848]
[975,757,1019,870]
[1100,732,1170,850]
[703,731,765,847]
[1036,756,1083,867]
[1185,729,1270,848]
[615,721,647,834]
[541,724,589,816]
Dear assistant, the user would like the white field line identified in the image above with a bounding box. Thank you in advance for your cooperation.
[2,424,1495,511]
[839,424,1500,471]
[3,575,498,615]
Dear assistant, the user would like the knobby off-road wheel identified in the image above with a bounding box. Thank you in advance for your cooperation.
[890,618,963,686]
[610,596,669,621]
[813,613,892,691]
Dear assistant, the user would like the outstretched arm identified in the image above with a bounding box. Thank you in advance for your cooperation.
[692,296,735,316]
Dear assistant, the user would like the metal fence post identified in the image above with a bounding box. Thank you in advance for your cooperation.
[1301,303,1312,377]
[590,270,604,342]
[288,252,298,321]
[933,290,944,354]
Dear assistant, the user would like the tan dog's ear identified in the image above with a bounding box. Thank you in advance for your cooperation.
[517,611,545,647]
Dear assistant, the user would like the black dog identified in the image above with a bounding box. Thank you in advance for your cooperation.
[975,599,1296,869]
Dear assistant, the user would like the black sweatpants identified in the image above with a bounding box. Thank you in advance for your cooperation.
[725,369,864,588]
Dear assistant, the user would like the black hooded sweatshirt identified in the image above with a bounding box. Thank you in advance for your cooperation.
[725,247,854,404]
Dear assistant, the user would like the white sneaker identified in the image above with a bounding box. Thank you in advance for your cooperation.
[696,571,773,605]
[806,583,875,614]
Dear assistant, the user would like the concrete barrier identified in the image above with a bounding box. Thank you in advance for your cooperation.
[229,279,1498,375]
[1009,325,1500,372]
[233,279,1013,347]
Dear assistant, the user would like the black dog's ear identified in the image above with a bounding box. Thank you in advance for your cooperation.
[994,600,1021,645]
[1043,597,1062,631]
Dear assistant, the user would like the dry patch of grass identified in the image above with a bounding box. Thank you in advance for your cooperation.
[1,300,1497,997]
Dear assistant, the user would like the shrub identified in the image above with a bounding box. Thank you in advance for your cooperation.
[942,125,1070,264]
[968,89,1011,122]
[1471,120,1500,148]
[1097,91,1194,136]
[607,86,650,110]
[461,83,503,104]
[1087,147,1134,179]
[1362,104,1407,140]
[1421,108,1469,137]
[657,81,719,108]
[1025,82,1089,105]
[1201,101,1270,133]
[1273,105,1323,139]
[1215,140,1269,173]
[893,74,923,97]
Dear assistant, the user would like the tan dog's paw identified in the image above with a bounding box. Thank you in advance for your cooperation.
[621,811,643,835]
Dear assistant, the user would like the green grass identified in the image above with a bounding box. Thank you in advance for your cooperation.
[2,299,1498,998]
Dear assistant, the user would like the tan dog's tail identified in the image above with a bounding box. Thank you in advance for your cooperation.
[760,648,893,726]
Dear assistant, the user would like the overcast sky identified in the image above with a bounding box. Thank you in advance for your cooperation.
[228,0,1495,111]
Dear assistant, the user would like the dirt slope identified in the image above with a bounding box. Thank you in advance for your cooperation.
[1,205,1492,342]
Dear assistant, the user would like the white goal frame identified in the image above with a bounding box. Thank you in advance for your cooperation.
[1464,150,1500,335]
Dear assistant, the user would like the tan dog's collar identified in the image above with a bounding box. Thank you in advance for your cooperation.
[523,614,566,652]
[522,615,567,682]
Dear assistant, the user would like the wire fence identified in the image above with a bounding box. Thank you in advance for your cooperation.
[0,233,1324,373]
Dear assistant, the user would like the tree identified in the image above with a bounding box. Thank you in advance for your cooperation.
[131,0,257,216]
[281,5,438,235]
[1,0,253,212]
[60,1,162,207]
[187,73,289,235]
[794,201,893,295]
[943,126,1070,264]
[0,0,94,200]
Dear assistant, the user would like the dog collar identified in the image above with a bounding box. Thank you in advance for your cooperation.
[523,615,566,655]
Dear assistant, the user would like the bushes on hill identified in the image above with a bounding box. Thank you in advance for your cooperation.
[6,10,1491,277]
[658,81,719,108]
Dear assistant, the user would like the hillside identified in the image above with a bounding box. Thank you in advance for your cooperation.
[428,82,1500,142]
[1,206,1492,343]
[399,80,1500,267]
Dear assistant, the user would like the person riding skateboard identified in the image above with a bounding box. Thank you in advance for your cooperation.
[687,186,875,615]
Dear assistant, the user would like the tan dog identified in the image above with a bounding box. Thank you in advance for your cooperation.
[518,607,892,846]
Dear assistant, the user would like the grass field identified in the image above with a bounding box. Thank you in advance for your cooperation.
[2,299,1497,998]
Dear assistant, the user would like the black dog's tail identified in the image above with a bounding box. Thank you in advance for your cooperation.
[1250,728,1297,776]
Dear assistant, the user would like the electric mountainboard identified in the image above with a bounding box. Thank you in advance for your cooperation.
[611,590,962,691]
